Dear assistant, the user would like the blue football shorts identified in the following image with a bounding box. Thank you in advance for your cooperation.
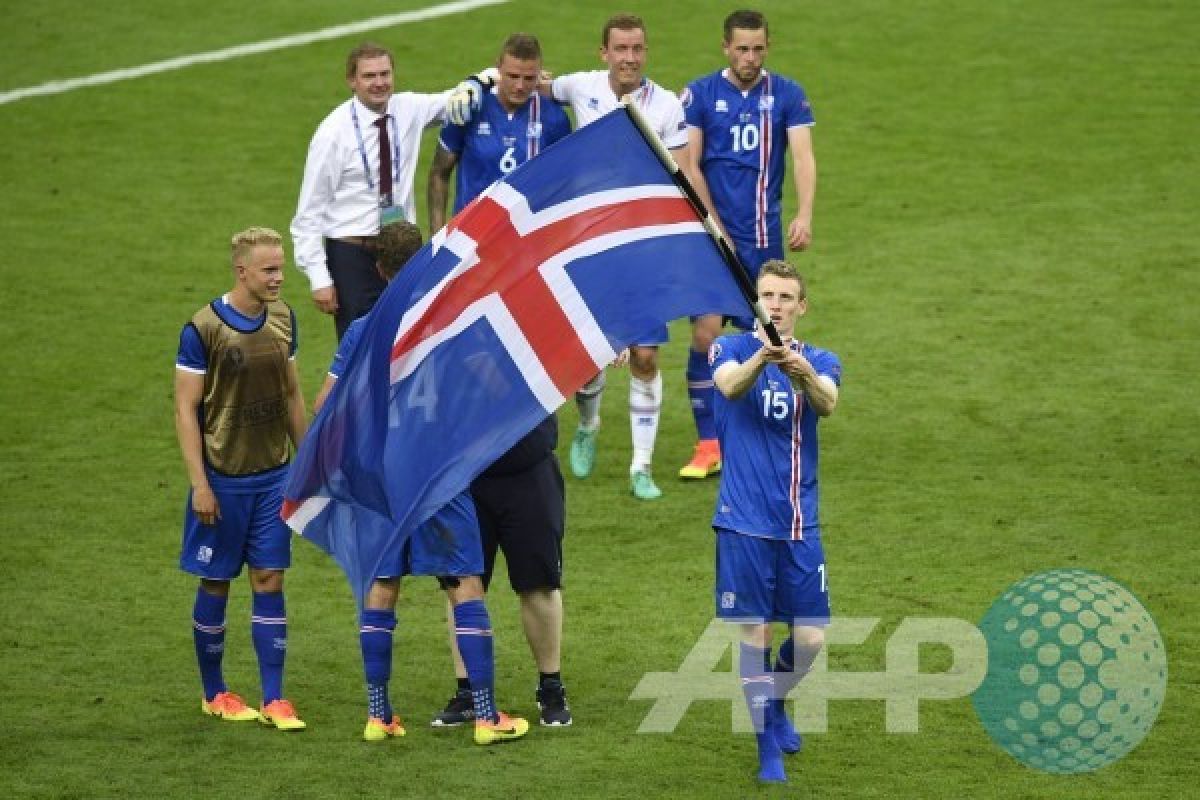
[714,527,830,625]
[180,478,291,580]
[375,491,484,579]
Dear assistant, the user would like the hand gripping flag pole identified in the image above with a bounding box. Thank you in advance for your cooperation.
[621,101,784,347]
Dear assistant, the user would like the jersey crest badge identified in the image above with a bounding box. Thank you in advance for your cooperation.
[758,95,775,112]
[477,121,492,136]
[223,346,245,371]
[714,98,728,113]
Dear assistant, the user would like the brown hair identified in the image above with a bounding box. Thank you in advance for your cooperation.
[376,221,424,278]
[757,259,805,298]
[500,32,542,62]
[723,10,769,42]
[601,13,645,47]
[346,42,393,78]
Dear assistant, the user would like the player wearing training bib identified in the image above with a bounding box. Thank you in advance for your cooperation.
[709,260,840,784]
[548,13,689,501]
[677,10,819,485]
[174,227,309,732]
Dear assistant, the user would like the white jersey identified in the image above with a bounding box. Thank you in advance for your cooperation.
[551,70,687,149]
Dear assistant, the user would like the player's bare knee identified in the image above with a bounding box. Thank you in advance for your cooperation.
[248,568,284,593]
[792,625,825,654]
[199,578,231,597]
[366,577,400,609]
[630,346,658,379]
[447,575,485,604]
[739,622,772,648]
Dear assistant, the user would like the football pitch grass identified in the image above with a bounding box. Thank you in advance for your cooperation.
[1,1,1196,797]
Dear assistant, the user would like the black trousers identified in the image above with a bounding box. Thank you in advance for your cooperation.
[325,238,387,340]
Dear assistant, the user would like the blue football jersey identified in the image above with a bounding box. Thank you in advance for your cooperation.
[682,70,814,250]
[328,314,367,379]
[438,91,572,214]
[709,332,841,540]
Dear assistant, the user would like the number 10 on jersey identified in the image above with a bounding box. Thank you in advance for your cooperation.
[730,123,760,153]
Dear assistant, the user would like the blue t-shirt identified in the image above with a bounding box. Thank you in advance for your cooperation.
[709,331,841,540]
[328,314,367,379]
[682,70,813,250]
[438,90,572,214]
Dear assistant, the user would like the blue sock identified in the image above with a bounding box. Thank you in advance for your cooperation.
[740,642,784,782]
[687,348,717,441]
[453,599,497,724]
[251,591,287,704]
[193,588,228,702]
[360,608,396,721]
[771,637,804,754]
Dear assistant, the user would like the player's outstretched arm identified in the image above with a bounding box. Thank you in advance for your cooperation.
[781,352,837,416]
[787,125,816,250]
[174,368,220,525]
[427,146,460,233]
[713,347,776,400]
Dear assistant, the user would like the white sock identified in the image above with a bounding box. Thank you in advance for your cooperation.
[629,371,662,472]
[575,370,606,431]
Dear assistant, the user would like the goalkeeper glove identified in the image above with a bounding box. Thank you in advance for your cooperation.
[446,67,500,126]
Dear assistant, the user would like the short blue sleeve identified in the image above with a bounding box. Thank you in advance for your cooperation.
[808,347,842,386]
[176,323,207,371]
[439,119,467,155]
[709,333,753,372]
[782,80,814,128]
[329,316,366,378]
[682,78,706,128]
[545,104,573,146]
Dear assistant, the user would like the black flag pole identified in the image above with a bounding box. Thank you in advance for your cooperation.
[621,101,783,347]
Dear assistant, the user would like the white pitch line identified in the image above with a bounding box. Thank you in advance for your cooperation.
[0,0,509,107]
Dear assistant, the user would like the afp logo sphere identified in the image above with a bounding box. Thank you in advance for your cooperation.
[972,569,1167,773]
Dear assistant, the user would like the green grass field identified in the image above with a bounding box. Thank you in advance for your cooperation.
[1,1,1196,797]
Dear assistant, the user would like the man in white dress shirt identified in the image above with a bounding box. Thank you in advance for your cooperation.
[547,14,689,502]
[291,42,483,339]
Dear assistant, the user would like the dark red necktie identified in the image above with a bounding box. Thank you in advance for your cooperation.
[374,115,393,203]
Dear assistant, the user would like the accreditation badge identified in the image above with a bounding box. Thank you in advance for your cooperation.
[379,200,406,227]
